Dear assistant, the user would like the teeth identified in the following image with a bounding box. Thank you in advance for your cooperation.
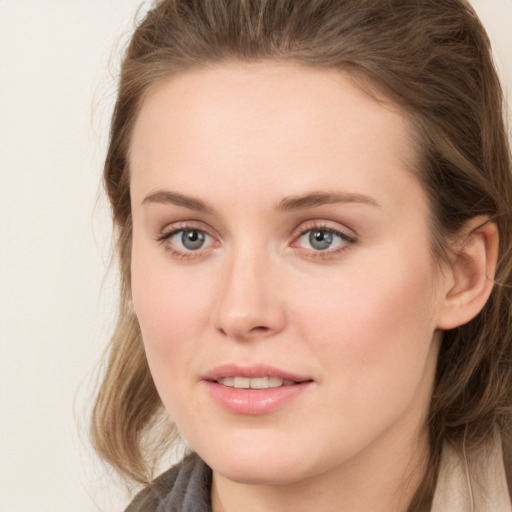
[217,376,296,389]
[220,377,234,387]
[234,377,250,388]
[268,377,283,388]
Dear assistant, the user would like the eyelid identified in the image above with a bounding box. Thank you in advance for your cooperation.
[290,220,357,257]
[156,221,219,259]
[292,220,357,241]
[157,220,215,240]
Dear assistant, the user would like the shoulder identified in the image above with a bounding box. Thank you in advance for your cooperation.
[124,453,212,512]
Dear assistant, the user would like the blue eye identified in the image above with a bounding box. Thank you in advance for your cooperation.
[298,228,351,251]
[168,229,212,251]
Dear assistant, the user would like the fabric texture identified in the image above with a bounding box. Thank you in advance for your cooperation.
[124,454,212,512]
[125,436,511,512]
[431,430,511,512]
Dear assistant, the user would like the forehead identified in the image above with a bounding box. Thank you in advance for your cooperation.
[129,62,421,210]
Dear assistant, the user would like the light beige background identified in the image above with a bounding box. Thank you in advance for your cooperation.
[0,1,510,511]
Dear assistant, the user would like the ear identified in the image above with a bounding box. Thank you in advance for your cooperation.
[436,216,499,330]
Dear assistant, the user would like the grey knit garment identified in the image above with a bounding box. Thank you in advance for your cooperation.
[125,454,212,512]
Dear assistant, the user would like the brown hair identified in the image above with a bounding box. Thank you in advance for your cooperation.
[91,0,512,509]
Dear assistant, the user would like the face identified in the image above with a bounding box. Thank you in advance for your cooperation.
[129,62,446,487]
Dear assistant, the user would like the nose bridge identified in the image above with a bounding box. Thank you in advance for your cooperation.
[212,242,286,340]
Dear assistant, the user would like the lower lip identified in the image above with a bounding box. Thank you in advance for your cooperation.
[205,381,312,415]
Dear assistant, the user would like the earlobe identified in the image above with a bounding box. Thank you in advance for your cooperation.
[436,217,499,330]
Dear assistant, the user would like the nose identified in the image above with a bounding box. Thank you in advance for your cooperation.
[211,249,287,341]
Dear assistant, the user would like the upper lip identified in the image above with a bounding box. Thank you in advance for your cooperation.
[203,363,312,383]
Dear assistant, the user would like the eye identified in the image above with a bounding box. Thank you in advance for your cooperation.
[295,227,355,252]
[159,228,215,255]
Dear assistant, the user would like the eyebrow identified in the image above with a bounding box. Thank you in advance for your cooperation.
[276,191,380,211]
[142,190,213,213]
[142,189,380,212]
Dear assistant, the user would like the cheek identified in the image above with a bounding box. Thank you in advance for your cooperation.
[130,244,213,374]
[131,260,215,420]
[293,243,439,396]
[287,259,440,457]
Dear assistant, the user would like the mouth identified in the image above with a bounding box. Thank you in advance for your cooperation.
[203,364,313,414]
[216,376,300,389]
[203,364,312,388]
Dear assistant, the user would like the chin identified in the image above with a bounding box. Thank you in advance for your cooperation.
[213,458,308,486]
[198,439,316,486]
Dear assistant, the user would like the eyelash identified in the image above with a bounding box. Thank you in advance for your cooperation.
[292,222,356,260]
[156,221,357,261]
[156,222,216,260]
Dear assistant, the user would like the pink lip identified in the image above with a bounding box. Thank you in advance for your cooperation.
[202,364,313,415]
[203,363,310,382]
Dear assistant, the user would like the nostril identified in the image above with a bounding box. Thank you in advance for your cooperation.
[217,324,270,339]
[251,326,270,333]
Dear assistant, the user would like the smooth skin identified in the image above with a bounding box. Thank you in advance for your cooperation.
[129,62,498,512]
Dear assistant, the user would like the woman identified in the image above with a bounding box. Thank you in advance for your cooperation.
[91,0,512,510]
